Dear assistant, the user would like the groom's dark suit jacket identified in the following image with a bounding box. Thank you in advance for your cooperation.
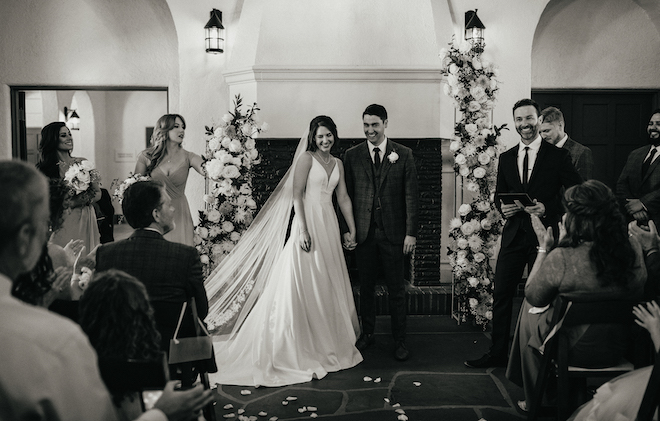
[343,140,419,244]
[96,229,209,353]
[617,145,660,227]
[496,141,582,248]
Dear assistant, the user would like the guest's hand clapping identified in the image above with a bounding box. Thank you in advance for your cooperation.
[62,239,85,266]
[153,381,214,421]
[530,214,554,251]
[633,300,660,352]
[628,220,659,253]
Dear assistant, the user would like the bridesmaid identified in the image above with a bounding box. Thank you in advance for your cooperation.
[36,121,101,253]
[135,114,204,246]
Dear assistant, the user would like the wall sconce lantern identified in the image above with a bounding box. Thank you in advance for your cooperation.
[465,9,485,52]
[205,9,225,54]
[64,106,80,130]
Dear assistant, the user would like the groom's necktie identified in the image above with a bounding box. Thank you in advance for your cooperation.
[642,148,657,178]
[373,147,381,170]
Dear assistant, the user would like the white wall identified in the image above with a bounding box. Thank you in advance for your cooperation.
[533,0,660,89]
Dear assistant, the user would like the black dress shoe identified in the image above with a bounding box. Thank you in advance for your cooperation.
[394,342,410,361]
[464,353,507,368]
[356,333,375,351]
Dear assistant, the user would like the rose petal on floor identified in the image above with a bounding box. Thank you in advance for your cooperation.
[398,415,409,421]
[395,408,406,414]
[281,401,288,406]
[223,414,235,419]
[258,411,267,416]
[363,376,373,382]
[384,398,390,403]
[240,390,251,395]
[237,409,245,414]
[286,396,298,401]
[374,377,382,383]
[307,406,317,411]
[413,381,422,387]
[298,406,307,413]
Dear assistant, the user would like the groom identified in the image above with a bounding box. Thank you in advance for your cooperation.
[343,104,419,361]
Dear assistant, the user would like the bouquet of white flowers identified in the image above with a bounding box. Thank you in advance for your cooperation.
[63,160,101,206]
[112,173,151,204]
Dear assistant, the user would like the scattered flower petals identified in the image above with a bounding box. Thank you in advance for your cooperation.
[224,404,234,410]
[310,414,318,418]
[413,381,422,387]
[281,401,289,406]
[395,409,406,414]
[298,406,307,413]
[374,377,382,383]
[240,390,251,395]
[398,415,408,421]
[384,398,390,403]
[286,396,298,401]
[248,417,257,421]
[307,406,317,411]
[392,403,401,408]
[363,376,373,382]
[269,418,278,421]
[258,411,267,417]
[237,409,245,414]
[223,414,235,419]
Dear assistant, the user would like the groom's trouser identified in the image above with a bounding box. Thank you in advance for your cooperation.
[356,225,406,343]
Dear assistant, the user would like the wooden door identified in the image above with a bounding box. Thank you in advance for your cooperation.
[532,91,658,189]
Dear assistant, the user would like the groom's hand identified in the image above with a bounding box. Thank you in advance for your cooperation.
[343,232,356,251]
[403,235,416,255]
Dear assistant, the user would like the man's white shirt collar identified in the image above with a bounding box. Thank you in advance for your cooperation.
[555,134,569,149]
[368,137,388,162]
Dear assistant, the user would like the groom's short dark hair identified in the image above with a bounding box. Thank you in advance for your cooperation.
[122,180,165,229]
[363,104,388,122]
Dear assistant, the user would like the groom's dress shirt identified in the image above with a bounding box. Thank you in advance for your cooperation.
[368,137,388,165]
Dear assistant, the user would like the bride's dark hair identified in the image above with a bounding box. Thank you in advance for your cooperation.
[306,115,339,152]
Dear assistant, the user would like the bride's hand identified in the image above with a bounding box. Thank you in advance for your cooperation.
[343,232,356,251]
[299,230,311,252]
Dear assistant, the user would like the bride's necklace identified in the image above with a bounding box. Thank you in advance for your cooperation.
[317,152,332,165]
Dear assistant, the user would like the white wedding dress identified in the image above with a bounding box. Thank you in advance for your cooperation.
[207,157,362,387]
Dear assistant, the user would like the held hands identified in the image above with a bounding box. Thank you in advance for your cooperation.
[342,232,357,251]
[403,235,416,255]
[299,230,311,252]
[530,214,554,250]
[154,381,214,421]
[626,198,646,215]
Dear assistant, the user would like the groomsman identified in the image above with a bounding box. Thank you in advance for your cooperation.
[539,106,594,180]
[343,104,419,361]
[617,109,660,227]
[464,99,581,368]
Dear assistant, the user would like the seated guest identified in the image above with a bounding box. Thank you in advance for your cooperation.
[569,300,660,421]
[95,180,217,385]
[0,160,212,421]
[506,180,647,411]
[80,269,164,420]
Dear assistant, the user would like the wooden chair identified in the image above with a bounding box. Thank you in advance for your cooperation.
[528,294,637,421]
[637,352,660,421]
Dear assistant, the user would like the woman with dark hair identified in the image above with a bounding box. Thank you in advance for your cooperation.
[79,269,163,420]
[506,180,647,411]
[135,114,204,246]
[205,115,362,387]
[36,121,101,252]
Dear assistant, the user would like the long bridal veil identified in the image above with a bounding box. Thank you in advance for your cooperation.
[204,132,309,337]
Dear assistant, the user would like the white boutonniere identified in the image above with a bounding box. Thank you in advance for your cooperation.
[388,151,399,163]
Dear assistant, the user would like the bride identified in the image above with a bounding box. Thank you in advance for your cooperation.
[205,115,363,387]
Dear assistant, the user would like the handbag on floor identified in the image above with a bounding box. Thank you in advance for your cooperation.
[168,297,213,364]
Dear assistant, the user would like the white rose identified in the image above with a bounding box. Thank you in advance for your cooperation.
[471,57,482,70]
[230,231,241,242]
[246,198,257,209]
[455,154,467,165]
[205,160,224,180]
[245,138,256,150]
[222,221,235,233]
[469,298,479,308]
[387,151,399,163]
[249,149,259,159]
[481,277,491,286]
[208,137,220,151]
[239,184,252,195]
[481,219,492,230]
[449,140,461,152]
[461,222,475,236]
[478,153,491,165]
[200,255,210,265]
[241,125,252,136]
[457,238,468,249]
[222,165,240,179]
[467,182,479,192]
[229,139,242,153]
[485,311,493,320]
[221,137,232,148]
[468,277,479,287]
[207,209,221,223]
[473,252,486,263]
[473,167,486,179]
[458,203,472,216]
[464,124,478,135]
[459,166,470,177]
[449,63,459,74]
[198,227,209,239]
[468,101,481,112]
[222,114,233,123]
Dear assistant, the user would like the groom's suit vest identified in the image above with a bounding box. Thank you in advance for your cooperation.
[372,161,384,229]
